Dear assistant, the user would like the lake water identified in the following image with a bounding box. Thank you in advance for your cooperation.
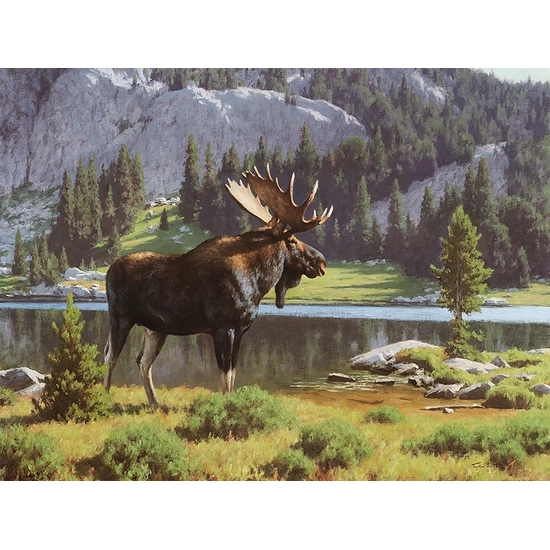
[1,302,550,393]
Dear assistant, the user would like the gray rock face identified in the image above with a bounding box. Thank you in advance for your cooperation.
[0,367,47,392]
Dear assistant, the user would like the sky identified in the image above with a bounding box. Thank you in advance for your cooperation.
[482,68,550,83]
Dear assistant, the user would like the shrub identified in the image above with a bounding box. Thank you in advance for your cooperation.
[501,410,550,455]
[501,348,542,369]
[394,347,445,373]
[178,385,298,441]
[483,382,538,410]
[262,448,316,480]
[402,423,473,457]
[297,418,373,471]
[0,425,64,480]
[365,406,405,424]
[488,439,527,471]
[0,387,17,406]
[33,293,112,422]
[101,423,191,481]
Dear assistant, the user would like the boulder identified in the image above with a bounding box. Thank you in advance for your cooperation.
[444,357,499,374]
[0,367,47,392]
[350,340,438,370]
[458,381,495,400]
[425,383,465,399]
[490,356,511,369]
[443,408,454,414]
[394,363,421,376]
[327,373,356,383]
[64,267,106,281]
[17,382,46,396]
[408,375,435,388]
[529,384,550,397]
[491,373,510,385]
[515,373,535,382]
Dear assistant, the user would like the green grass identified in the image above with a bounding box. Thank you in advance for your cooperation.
[2,385,550,480]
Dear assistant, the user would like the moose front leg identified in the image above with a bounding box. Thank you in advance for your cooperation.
[213,328,243,393]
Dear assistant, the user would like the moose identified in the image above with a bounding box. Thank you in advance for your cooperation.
[103,164,333,407]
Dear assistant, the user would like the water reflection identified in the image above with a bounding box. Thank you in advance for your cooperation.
[1,305,550,392]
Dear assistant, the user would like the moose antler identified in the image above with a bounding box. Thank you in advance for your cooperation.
[226,164,333,235]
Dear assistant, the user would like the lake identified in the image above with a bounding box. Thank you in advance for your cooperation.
[1,302,550,393]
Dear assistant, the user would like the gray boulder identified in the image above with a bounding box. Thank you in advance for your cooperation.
[491,373,510,385]
[529,384,550,397]
[425,383,465,399]
[408,375,434,388]
[490,356,511,369]
[458,381,495,400]
[444,357,500,374]
[373,378,395,386]
[0,367,47,392]
[349,340,438,370]
[394,363,421,376]
[515,373,535,382]
[350,352,392,371]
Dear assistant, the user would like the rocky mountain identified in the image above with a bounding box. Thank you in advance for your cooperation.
[0,68,502,265]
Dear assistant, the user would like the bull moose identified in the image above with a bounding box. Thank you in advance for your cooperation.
[104,165,333,407]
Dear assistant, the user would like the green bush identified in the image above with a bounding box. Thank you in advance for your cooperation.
[0,387,17,406]
[394,347,445,373]
[501,348,542,369]
[101,423,191,481]
[501,410,550,455]
[0,425,64,480]
[297,418,373,471]
[262,448,316,480]
[178,385,298,441]
[488,439,527,471]
[483,381,539,410]
[365,406,405,424]
[33,293,111,422]
[402,423,473,457]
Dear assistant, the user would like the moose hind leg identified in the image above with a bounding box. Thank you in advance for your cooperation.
[104,318,133,392]
[137,328,167,408]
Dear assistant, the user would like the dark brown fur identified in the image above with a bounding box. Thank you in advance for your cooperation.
[104,227,326,406]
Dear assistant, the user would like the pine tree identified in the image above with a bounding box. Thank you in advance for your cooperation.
[87,156,102,246]
[114,144,135,235]
[349,176,372,259]
[385,180,407,262]
[431,206,493,359]
[254,135,269,170]
[179,134,201,221]
[32,293,111,422]
[159,208,169,231]
[73,157,92,246]
[130,152,146,220]
[199,142,223,231]
[58,246,69,274]
[295,123,320,189]
[29,241,42,286]
[517,246,530,289]
[11,229,26,276]
[49,169,75,256]
[371,218,384,259]
[218,142,243,235]
[107,226,121,263]
[101,184,116,239]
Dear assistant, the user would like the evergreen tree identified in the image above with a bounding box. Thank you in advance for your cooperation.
[29,241,42,287]
[179,134,201,221]
[159,208,169,231]
[517,246,530,289]
[32,293,111,422]
[371,218,384,259]
[199,142,223,231]
[463,158,494,228]
[73,157,92,246]
[295,123,320,189]
[413,185,440,276]
[254,135,269,170]
[218,142,243,235]
[49,169,75,256]
[349,176,372,259]
[101,184,116,239]
[130,152,146,220]
[114,144,135,235]
[385,180,407,262]
[58,246,69,274]
[87,156,102,246]
[106,226,121,263]
[11,229,26,276]
[431,206,493,359]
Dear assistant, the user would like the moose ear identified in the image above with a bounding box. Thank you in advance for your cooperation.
[274,270,302,308]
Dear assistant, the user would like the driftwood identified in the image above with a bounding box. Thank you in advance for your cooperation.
[422,403,484,411]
